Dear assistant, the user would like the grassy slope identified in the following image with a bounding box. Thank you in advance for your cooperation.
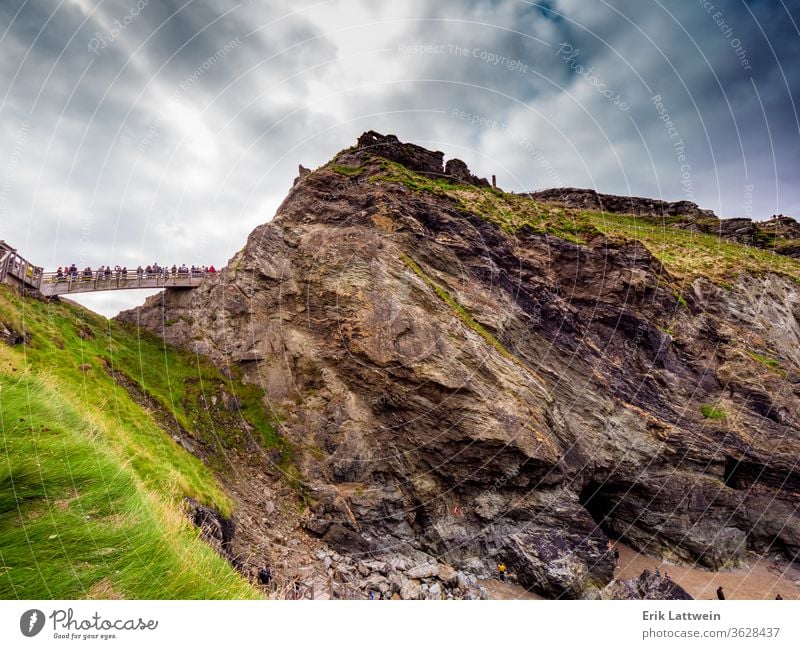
[353,158,800,285]
[0,288,274,599]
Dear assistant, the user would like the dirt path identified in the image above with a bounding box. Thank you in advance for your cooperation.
[614,543,800,600]
[480,578,543,600]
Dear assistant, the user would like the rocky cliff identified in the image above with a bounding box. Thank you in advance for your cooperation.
[119,132,800,599]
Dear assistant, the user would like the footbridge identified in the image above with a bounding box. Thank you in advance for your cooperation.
[0,241,210,297]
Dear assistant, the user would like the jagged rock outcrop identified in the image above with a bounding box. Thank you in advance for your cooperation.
[119,132,800,598]
[444,158,491,187]
[354,130,490,186]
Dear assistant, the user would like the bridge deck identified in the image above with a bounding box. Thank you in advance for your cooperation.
[39,272,208,296]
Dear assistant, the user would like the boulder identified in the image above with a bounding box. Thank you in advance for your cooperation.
[407,562,439,580]
[600,570,693,600]
[438,563,457,585]
[400,578,421,600]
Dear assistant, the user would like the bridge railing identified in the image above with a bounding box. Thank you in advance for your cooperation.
[39,269,213,295]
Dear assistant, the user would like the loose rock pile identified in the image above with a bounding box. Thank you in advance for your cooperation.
[314,549,489,600]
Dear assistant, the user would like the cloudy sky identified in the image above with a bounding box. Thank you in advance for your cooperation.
[1,0,798,316]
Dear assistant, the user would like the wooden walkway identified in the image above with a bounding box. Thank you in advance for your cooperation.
[1,241,209,296]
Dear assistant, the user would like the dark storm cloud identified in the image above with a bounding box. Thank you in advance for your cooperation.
[1,0,798,316]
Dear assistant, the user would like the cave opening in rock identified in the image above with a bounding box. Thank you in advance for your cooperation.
[579,481,619,539]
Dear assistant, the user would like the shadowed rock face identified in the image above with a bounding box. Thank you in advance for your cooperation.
[119,132,800,598]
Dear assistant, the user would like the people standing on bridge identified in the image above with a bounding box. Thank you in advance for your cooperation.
[136,265,143,277]
[56,267,64,279]
[121,266,128,278]
[104,266,111,279]
[209,265,216,273]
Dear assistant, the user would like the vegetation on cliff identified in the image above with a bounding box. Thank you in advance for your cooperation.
[0,287,278,598]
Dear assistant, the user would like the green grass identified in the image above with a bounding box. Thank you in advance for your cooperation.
[747,351,787,378]
[2,289,288,471]
[0,377,258,599]
[700,404,726,420]
[0,287,269,598]
[330,163,365,177]
[583,211,800,284]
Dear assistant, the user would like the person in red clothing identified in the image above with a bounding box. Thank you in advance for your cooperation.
[208,265,216,273]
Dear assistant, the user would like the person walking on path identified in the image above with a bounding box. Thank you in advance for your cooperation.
[716,586,725,600]
[497,563,508,582]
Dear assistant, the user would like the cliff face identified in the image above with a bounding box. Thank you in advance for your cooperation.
[119,133,800,598]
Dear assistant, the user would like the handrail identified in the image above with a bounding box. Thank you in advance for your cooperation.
[38,268,215,296]
[41,269,211,282]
